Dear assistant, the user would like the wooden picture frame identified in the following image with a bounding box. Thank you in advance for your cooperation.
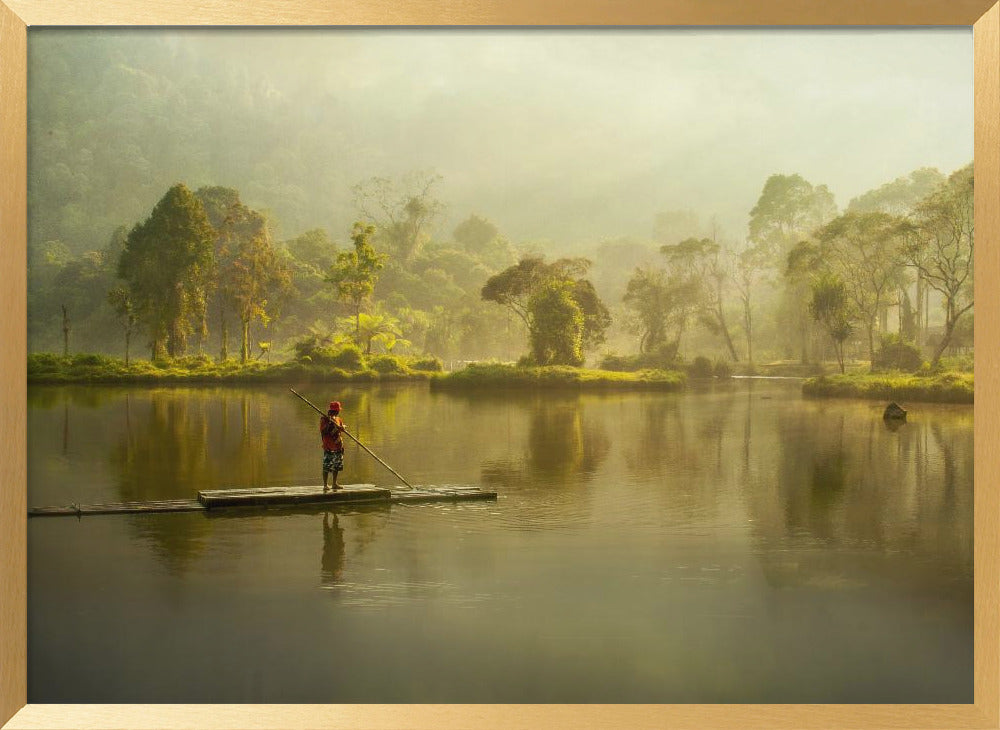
[1,1,997,728]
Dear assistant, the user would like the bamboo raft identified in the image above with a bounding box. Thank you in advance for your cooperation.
[28,484,497,517]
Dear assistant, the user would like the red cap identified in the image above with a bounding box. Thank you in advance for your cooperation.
[329,401,341,411]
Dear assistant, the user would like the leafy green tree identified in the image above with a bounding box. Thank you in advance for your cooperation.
[749,174,837,259]
[283,228,339,272]
[482,256,609,363]
[902,163,974,365]
[196,186,283,361]
[528,280,585,366]
[337,310,407,356]
[661,236,739,361]
[107,287,138,365]
[815,211,908,364]
[453,214,499,255]
[848,167,946,345]
[732,243,768,368]
[118,183,215,358]
[452,214,515,265]
[229,219,292,362]
[847,168,945,216]
[622,266,699,355]
[326,222,387,346]
[809,274,855,374]
[481,256,552,328]
[570,279,612,352]
[353,172,443,262]
[749,173,837,363]
[783,239,825,365]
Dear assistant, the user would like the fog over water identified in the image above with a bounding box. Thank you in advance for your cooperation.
[29,28,972,249]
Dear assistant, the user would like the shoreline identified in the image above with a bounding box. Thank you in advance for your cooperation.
[802,373,974,404]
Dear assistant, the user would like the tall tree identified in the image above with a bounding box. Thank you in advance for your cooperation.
[107,287,138,365]
[748,174,837,260]
[748,173,837,363]
[622,266,700,356]
[732,243,767,368]
[848,167,946,345]
[809,274,856,374]
[482,256,609,363]
[228,217,292,363]
[903,163,974,365]
[815,211,908,364]
[327,222,387,346]
[118,183,215,358]
[528,280,585,366]
[660,236,739,361]
[353,172,444,262]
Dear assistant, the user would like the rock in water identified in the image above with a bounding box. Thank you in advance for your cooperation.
[883,402,907,420]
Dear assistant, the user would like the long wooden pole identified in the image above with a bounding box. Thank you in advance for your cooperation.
[289,388,414,489]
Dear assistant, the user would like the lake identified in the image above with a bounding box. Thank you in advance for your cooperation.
[27,380,973,703]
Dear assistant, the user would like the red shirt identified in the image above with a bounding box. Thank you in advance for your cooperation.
[320,416,344,452]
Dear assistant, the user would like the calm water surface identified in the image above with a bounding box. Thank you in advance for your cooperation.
[27,380,973,702]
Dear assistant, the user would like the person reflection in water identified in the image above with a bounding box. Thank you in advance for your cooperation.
[322,511,345,586]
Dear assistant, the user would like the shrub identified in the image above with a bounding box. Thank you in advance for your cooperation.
[872,334,923,373]
[328,345,365,371]
[688,355,714,378]
[599,343,680,372]
[293,337,366,371]
[409,356,443,372]
[713,359,733,378]
[71,353,110,367]
[173,354,213,370]
[369,354,409,374]
[599,353,636,372]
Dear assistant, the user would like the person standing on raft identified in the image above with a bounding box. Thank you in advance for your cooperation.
[320,401,346,491]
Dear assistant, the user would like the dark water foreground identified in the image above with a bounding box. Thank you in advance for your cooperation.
[27,381,972,703]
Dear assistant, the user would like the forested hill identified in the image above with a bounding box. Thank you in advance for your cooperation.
[30,30,681,256]
[29,31,363,255]
[31,29,971,259]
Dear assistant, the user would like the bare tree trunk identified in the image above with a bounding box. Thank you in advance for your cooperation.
[867,320,877,367]
[354,300,362,347]
[241,317,251,363]
[932,318,954,366]
[220,311,229,361]
[716,307,740,362]
[915,272,924,347]
[61,305,69,357]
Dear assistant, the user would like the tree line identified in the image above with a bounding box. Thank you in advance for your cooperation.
[29,163,973,373]
[614,164,973,372]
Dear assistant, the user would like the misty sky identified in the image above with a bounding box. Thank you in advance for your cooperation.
[32,27,973,248]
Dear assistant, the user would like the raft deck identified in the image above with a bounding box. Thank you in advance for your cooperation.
[29,484,497,517]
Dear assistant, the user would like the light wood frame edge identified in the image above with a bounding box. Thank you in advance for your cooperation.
[2,2,998,728]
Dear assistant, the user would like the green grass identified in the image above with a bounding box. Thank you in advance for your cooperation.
[431,362,687,391]
[27,353,435,384]
[802,372,974,404]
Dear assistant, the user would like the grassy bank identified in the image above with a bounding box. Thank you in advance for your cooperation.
[802,372,973,404]
[27,353,440,384]
[430,362,687,391]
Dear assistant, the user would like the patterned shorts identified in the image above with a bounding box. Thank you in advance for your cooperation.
[323,449,344,474]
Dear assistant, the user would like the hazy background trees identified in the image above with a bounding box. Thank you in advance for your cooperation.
[26,30,974,371]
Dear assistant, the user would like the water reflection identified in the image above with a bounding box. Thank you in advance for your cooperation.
[479,393,610,494]
[321,512,345,586]
[27,381,974,702]
[28,383,973,583]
